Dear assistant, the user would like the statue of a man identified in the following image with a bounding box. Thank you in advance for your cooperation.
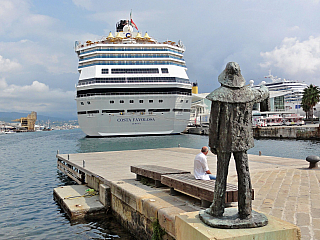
[206,62,269,219]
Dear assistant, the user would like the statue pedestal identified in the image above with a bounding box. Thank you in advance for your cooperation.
[175,209,301,240]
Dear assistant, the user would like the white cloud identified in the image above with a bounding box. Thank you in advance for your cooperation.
[0,78,8,89]
[0,79,76,115]
[0,55,21,72]
[260,36,320,76]
[0,0,29,34]
[0,40,75,75]
[72,0,93,10]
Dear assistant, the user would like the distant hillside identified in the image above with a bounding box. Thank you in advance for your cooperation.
[0,112,74,122]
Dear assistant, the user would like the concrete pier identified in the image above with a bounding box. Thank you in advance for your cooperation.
[187,124,320,139]
[56,147,320,240]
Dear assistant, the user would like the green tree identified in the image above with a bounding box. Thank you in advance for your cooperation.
[301,84,320,123]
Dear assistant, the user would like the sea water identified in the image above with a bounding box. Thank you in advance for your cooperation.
[0,129,319,239]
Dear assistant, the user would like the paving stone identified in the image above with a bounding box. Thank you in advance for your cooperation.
[283,211,295,223]
[313,229,320,240]
[311,208,320,218]
[312,218,320,229]
[299,226,311,240]
[271,208,283,219]
[296,213,310,226]
[296,204,310,213]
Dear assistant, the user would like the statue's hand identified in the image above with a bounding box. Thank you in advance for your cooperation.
[211,148,217,155]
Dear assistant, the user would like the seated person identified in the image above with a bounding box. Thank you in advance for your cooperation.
[194,146,216,180]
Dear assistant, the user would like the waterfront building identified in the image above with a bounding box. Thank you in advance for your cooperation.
[12,111,37,131]
[190,89,287,126]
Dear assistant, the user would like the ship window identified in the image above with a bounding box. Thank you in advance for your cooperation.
[161,68,169,73]
[127,109,146,113]
[183,109,190,112]
[139,100,143,103]
[102,110,124,113]
[87,110,99,114]
[111,68,159,74]
[173,109,183,112]
[87,101,91,104]
[186,100,189,103]
[159,100,163,103]
[80,102,84,105]
[101,69,109,74]
[77,111,86,115]
[110,100,114,104]
[180,100,183,103]
[120,100,124,103]
[149,100,153,103]
[129,100,134,103]
[148,109,170,112]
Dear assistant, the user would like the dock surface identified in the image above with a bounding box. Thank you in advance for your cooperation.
[57,147,320,240]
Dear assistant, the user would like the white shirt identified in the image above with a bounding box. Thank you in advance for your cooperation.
[194,152,210,180]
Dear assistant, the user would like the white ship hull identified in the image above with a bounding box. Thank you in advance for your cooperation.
[78,111,190,137]
[76,94,191,137]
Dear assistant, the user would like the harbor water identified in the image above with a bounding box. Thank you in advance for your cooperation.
[0,128,319,239]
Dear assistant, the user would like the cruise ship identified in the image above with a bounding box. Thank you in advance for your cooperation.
[74,20,192,137]
[254,71,308,114]
[263,72,308,104]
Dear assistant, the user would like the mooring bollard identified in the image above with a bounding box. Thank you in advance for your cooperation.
[83,160,85,168]
[259,151,261,156]
[306,155,320,169]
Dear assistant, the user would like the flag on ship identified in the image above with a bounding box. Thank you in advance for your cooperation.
[130,10,138,30]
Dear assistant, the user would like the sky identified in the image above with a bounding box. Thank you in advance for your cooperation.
[1,0,320,119]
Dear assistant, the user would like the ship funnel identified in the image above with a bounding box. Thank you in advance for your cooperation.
[192,82,198,94]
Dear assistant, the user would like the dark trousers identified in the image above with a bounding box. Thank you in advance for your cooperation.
[209,151,252,219]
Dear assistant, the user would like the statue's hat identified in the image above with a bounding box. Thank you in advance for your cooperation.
[218,62,246,88]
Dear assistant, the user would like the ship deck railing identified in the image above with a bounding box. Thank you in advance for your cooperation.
[76,92,192,98]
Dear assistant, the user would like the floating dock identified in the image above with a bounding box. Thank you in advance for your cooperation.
[55,147,319,240]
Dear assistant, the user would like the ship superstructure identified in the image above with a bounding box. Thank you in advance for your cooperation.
[74,20,192,137]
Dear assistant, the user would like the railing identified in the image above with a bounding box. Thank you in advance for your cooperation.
[79,55,184,62]
[77,78,191,86]
[76,91,192,98]
[77,47,183,56]
[78,61,186,69]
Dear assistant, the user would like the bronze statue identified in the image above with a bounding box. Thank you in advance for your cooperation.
[206,62,269,220]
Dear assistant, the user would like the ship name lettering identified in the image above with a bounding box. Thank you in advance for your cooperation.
[117,117,156,122]
[117,118,131,122]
